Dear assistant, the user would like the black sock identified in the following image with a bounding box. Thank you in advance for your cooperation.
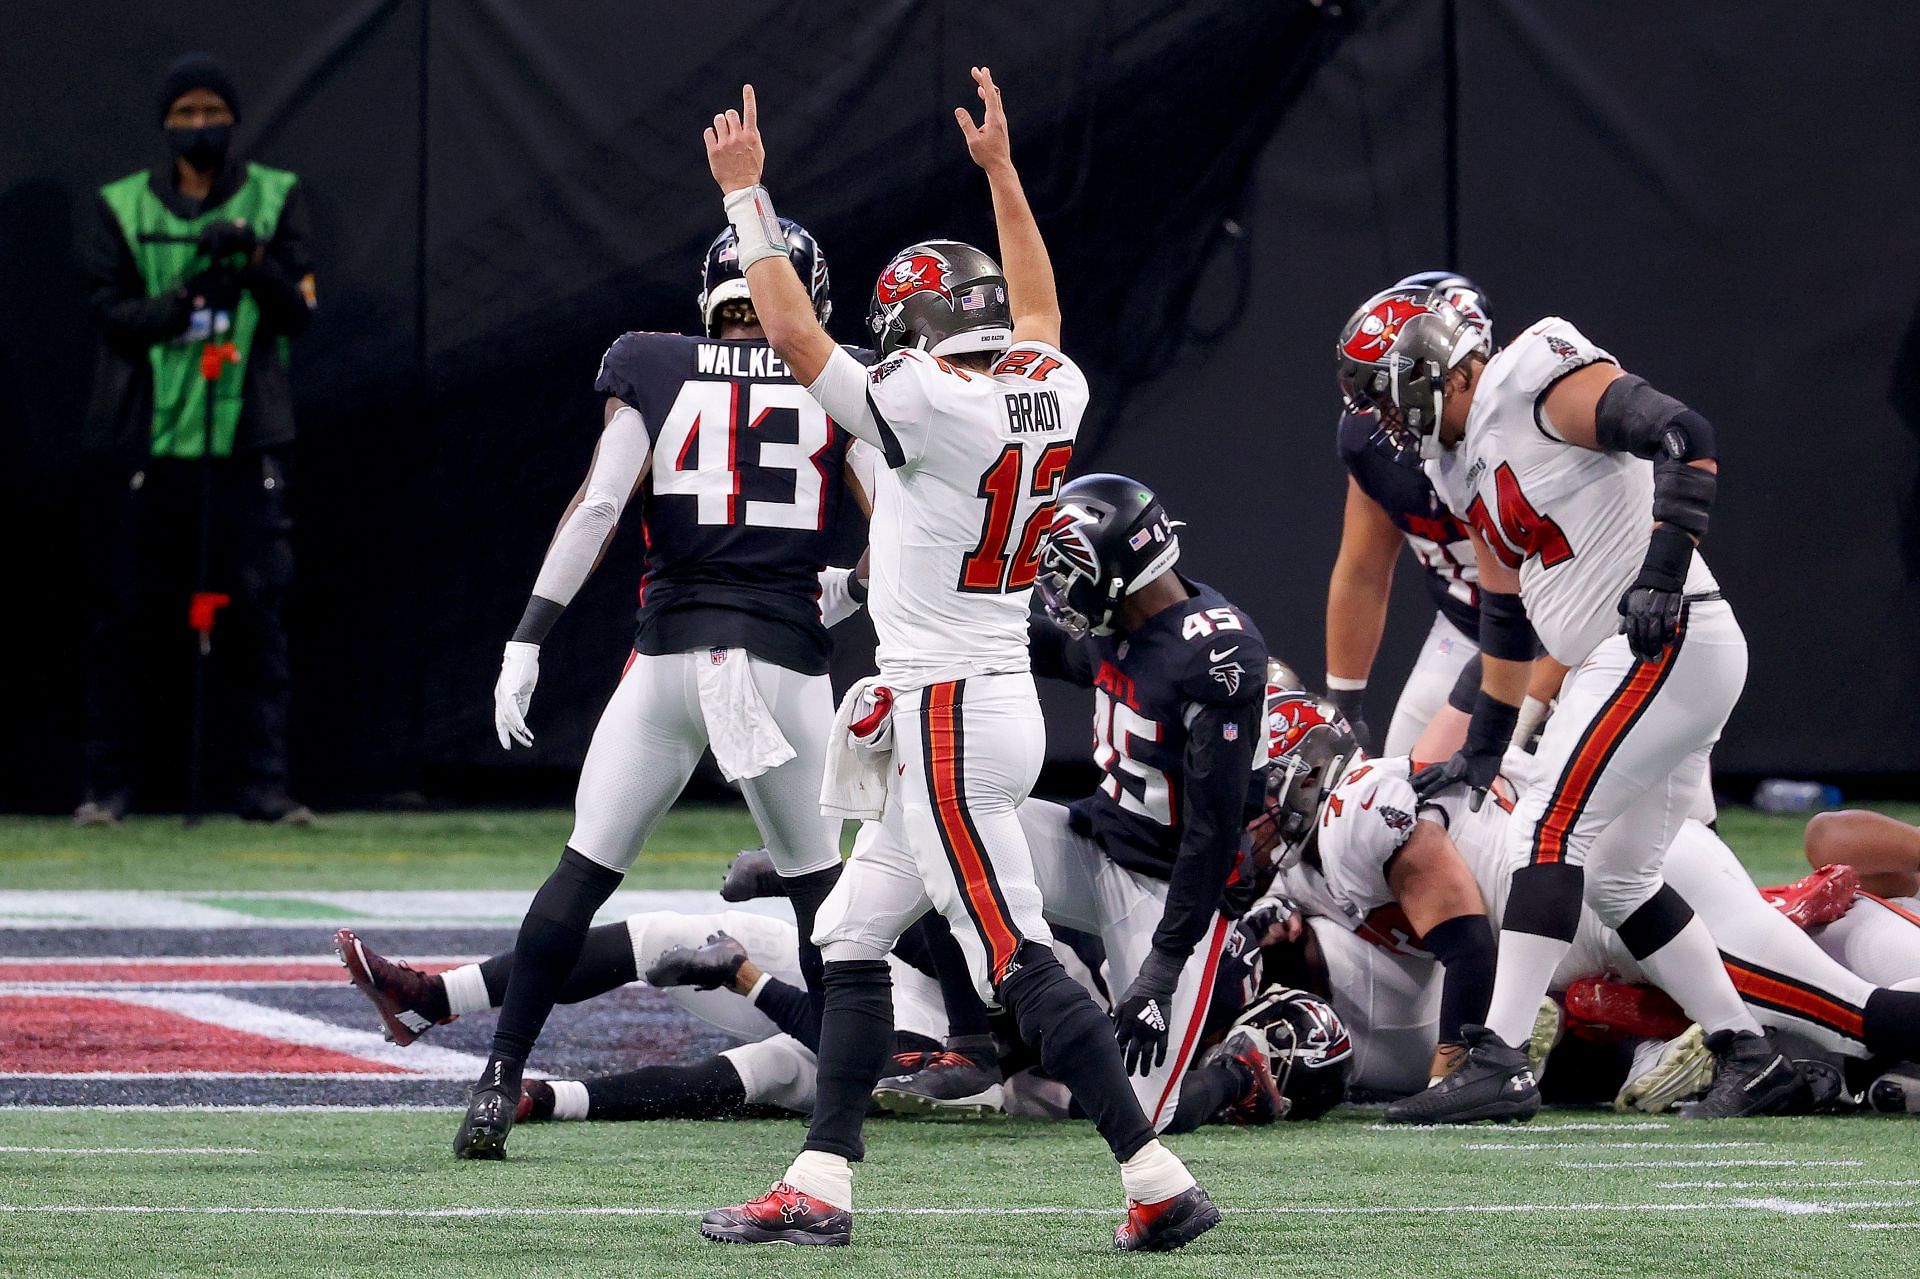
[486,848,623,1075]
[477,920,638,1006]
[1864,989,1920,1059]
[1165,1060,1248,1134]
[999,942,1155,1162]
[779,862,843,1014]
[802,959,893,1162]
[584,1056,747,1120]
[919,911,993,1040]
[751,974,821,1051]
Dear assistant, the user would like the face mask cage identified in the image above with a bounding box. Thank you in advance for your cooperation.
[1035,566,1093,641]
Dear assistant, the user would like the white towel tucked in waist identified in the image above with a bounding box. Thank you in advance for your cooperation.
[820,676,893,821]
[695,647,795,782]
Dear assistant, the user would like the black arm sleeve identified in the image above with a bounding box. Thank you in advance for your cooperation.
[1150,699,1262,961]
[1027,602,1093,687]
[1424,912,1497,1045]
[81,195,190,344]
[245,181,315,336]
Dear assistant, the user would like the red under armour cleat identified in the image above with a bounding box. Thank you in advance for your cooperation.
[1563,976,1691,1044]
[1760,863,1860,930]
[333,929,454,1046]
[1115,1184,1222,1252]
[700,1182,851,1246]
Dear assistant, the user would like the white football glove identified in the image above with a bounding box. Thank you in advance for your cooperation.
[817,566,866,628]
[494,641,540,749]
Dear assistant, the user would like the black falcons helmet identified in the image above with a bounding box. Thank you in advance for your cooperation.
[698,219,831,337]
[1393,270,1493,342]
[867,240,1012,358]
[1233,984,1354,1121]
[1035,474,1182,640]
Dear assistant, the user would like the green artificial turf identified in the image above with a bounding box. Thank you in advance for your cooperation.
[1,1108,1913,1278]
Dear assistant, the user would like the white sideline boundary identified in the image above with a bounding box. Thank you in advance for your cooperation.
[1368,1121,1671,1133]
[0,1199,1915,1220]
[0,1104,458,1113]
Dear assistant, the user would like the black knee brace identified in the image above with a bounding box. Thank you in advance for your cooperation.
[1503,863,1586,942]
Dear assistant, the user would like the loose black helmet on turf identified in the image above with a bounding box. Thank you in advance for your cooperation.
[867,240,1012,357]
[1232,985,1354,1121]
[1035,474,1182,640]
[699,219,831,337]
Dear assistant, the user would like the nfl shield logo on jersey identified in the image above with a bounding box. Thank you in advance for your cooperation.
[709,647,729,665]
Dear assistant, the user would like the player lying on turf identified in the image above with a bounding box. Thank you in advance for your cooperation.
[871,473,1284,1131]
[1337,281,1791,1122]
[453,209,881,1161]
[1256,691,1920,1112]
[698,73,1216,1250]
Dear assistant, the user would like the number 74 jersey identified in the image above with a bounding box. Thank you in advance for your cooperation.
[1422,317,1719,666]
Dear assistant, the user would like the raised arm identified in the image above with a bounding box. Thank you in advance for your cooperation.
[954,67,1061,348]
[703,85,836,385]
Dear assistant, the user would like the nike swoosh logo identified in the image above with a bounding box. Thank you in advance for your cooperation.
[1208,646,1239,662]
[1361,796,1375,810]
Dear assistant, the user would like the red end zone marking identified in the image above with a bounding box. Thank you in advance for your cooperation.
[0,959,461,985]
[0,996,405,1075]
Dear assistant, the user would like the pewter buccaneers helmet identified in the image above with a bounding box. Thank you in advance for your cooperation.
[1263,690,1360,871]
[1393,270,1493,343]
[1336,285,1490,459]
[867,240,1013,357]
[698,219,832,337]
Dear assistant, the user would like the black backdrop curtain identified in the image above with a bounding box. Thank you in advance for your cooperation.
[2,1,1916,810]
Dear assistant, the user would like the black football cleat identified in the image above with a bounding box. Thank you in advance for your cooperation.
[1210,1028,1287,1126]
[645,932,748,991]
[1679,1030,1803,1118]
[1383,1024,1539,1125]
[333,928,454,1046]
[700,1182,850,1246]
[454,1084,515,1160]
[517,1080,556,1124]
[720,848,782,902]
[1114,1185,1222,1252]
[870,1048,1004,1118]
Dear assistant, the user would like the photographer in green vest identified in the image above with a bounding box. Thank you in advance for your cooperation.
[76,53,316,825]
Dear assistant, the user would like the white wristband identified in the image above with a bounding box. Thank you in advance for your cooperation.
[722,184,787,269]
[1325,674,1368,692]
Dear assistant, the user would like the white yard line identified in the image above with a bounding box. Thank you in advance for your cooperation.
[1852,1222,1920,1231]
[1561,1158,1862,1170]
[0,1199,1914,1219]
[1466,1141,1763,1152]
[4,982,371,992]
[0,1147,258,1155]
[1367,1121,1671,1133]
[1661,1179,1920,1191]
[0,1104,458,1113]
[1,1071,479,1082]
[0,889,789,930]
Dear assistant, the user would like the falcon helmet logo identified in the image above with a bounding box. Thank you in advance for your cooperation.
[1040,503,1102,579]
[874,251,953,306]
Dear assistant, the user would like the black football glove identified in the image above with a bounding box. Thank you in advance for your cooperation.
[197,218,258,262]
[1324,685,1376,755]
[1410,692,1520,811]
[1112,948,1184,1077]
[1618,524,1693,663]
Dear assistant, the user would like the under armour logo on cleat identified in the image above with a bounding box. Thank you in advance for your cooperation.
[1512,1071,1537,1092]
[780,1196,809,1223]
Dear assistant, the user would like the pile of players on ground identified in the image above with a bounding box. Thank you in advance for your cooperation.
[334,72,1920,1251]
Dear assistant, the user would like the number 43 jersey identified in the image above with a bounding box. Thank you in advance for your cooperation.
[1423,318,1718,667]
[595,333,862,675]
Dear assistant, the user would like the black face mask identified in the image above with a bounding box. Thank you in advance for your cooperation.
[165,123,231,172]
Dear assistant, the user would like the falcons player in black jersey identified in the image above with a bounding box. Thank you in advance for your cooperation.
[873,474,1285,1133]
[444,219,873,1160]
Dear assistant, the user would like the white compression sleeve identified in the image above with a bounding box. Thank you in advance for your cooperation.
[529,404,650,606]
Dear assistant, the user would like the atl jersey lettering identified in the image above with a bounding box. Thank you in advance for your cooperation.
[1423,318,1719,665]
[594,333,861,675]
[1337,409,1478,635]
[852,343,1087,689]
[1036,580,1269,880]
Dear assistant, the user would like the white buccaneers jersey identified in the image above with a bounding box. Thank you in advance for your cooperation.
[1424,318,1718,665]
[812,342,1085,689]
[1306,915,1439,1099]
